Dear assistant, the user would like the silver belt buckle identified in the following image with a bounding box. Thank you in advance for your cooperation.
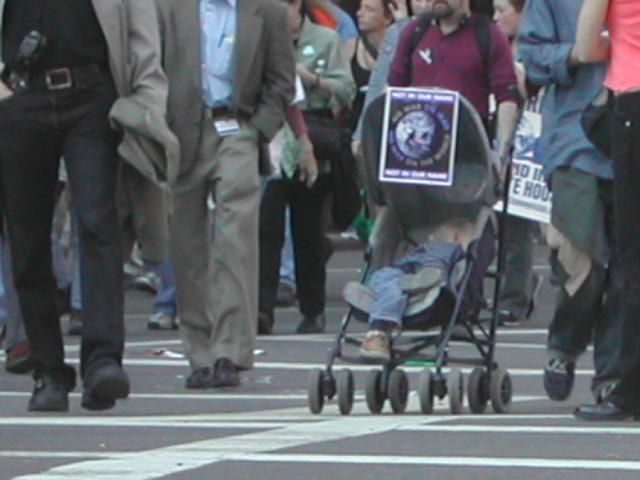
[45,67,73,90]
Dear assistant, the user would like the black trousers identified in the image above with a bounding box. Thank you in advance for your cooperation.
[609,91,640,412]
[259,175,330,318]
[0,75,123,385]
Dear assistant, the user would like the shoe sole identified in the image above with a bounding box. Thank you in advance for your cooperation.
[358,348,390,364]
[212,377,240,388]
[28,401,69,412]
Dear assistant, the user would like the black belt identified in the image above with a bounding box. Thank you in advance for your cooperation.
[27,63,107,91]
[211,104,233,118]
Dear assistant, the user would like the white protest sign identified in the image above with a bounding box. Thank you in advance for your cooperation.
[495,98,552,224]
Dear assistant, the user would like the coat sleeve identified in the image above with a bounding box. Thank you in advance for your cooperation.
[517,0,575,88]
[123,0,169,112]
[320,33,356,109]
[249,3,296,142]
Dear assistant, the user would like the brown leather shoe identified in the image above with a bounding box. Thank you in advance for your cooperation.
[359,330,391,362]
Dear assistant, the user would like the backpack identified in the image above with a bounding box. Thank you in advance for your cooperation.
[405,14,493,81]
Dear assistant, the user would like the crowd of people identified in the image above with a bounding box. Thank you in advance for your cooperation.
[0,0,638,421]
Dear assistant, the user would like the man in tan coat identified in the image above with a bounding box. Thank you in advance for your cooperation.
[0,0,174,412]
[155,0,295,388]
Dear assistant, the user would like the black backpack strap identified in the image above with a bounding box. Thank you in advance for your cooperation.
[406,14,434,78]
[471,14,492,77]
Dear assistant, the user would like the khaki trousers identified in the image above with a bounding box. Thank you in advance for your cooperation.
[171,118,260,371]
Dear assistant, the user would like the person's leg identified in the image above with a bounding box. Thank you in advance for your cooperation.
[0,234,27,352]
[208,125,260,369]
[152,263,177,317]
[591,181,622,400]
[498,215,539,324]
[148,262,178,330]
[277,207,297,305]
[0,233,33,374]
[171,181,215,373]
[258,178,289,333]
[605,95,640,413]
[0,91,73,391]
[359,266,407,361]
[290,176,330,333]
[63,86,124,378]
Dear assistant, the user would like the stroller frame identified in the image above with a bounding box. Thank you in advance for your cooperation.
[307,89,521,416]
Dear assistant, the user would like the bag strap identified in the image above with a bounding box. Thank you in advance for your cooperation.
[406,13,434,78]
[472,14,492,77]
[359,34,379,61]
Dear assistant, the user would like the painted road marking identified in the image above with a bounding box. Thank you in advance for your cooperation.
[397,425,640,435]
[224,453,640,471]
[10,412,640,480]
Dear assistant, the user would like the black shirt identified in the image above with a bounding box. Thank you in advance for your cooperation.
[1,0,108,72]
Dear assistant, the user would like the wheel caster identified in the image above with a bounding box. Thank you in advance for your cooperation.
[448,368,464,414]
[418,368,434,414]
[388,369,409,414]
[337,369,355,415]
[490,367,512,413]
[365,369,385,414]
[307,368,325,414]
[467,367,489,414]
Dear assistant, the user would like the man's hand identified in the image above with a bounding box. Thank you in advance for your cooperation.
[389,0,409,21]
[298,134,319,188]
[0,80,14,102]
[296,63,316,87]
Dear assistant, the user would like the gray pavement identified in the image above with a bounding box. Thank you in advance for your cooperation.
[1,244,639,480]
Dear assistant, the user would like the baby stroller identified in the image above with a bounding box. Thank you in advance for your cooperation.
[306,89,514,416]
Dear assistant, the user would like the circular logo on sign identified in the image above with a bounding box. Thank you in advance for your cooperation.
[394,109,437,160]
[388,101,452,169]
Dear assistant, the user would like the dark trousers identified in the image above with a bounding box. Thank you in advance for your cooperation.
[609,91,640,412]
[0,76,123,385]
[498,214,537,319]
[259,176,330,318]
[547,178,622,395]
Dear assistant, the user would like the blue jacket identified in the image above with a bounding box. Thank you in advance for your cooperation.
[517,0,612,183]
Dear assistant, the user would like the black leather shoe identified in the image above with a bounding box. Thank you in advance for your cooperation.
[212,357,240,387]
[28,375,72,412]
[296,314,326,334]
[574,401,636,421]
[185,367,214,389]
[258,311,274,335]
[82,360,130,411]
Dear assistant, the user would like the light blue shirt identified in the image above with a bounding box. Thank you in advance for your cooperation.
[200,0,237,107]
[518,0,612,183]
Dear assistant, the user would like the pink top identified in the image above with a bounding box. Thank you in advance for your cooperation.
[604,0,640,92]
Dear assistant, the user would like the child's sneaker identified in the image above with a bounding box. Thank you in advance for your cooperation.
[359,330,391,362]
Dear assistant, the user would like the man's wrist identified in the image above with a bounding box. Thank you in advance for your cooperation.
[568,45,582,66]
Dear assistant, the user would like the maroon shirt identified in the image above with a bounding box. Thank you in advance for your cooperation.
[388,15,517,119]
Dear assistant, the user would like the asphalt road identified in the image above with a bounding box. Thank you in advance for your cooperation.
[1,243,639,480]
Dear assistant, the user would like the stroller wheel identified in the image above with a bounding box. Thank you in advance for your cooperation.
[337,369,355,415]
[365,369,385,414]
[448,368,465,414]
[307,368,325,414]
[418,368,434,414]
[490,367,512,413]
[467,367,489,414]
[388,369,409,414]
